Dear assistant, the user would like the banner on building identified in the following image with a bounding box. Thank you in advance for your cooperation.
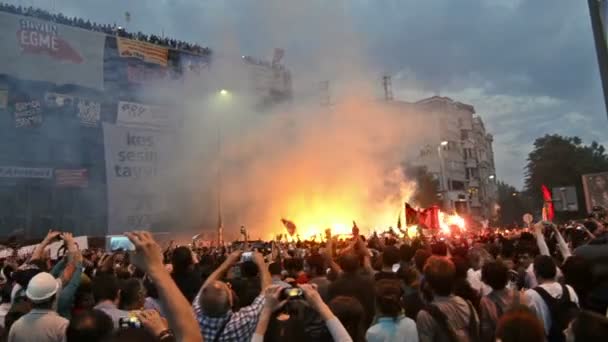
[45,92,101,127]
[0,166,52,179]
[13,99,42,128]
[126,62,170,84]
[55,169,89,188]
[180,52,210,77]
[582,171,608,212]
[103,123,175,233]
[116,101,174,130]
[116,37,168,66]
[0,12,105,90]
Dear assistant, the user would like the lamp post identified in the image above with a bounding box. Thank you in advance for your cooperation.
[216,89,231,245]
[437,141,449,209]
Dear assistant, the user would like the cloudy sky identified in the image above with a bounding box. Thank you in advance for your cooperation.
[8,0,608,188]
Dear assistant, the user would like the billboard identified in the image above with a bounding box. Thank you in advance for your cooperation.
[117,37,168,66]
[582,171,608,212]
[103,123,175,233]
[551,186,579,212]
[116,101,176,130]
[0,12,105,90]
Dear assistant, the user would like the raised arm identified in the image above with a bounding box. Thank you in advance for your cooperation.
[300,284,352,342]
[533,222,551,256]
[126,231,202,342]
[30,230,61,262]
[253,252,271,290]
[202,250,242,289]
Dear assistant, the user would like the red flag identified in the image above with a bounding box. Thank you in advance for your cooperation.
[419,206,440,230]
[281,218,297,236]
[541,185,555,221]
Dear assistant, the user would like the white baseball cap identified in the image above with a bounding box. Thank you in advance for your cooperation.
[26,272,58,302]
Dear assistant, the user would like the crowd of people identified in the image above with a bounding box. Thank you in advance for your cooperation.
[0,3,211,55]
[0,216,607,342]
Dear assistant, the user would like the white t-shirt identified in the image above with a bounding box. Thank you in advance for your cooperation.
[467,268,492,296]
[524,282,579,334]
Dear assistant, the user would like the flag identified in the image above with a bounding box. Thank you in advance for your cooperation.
[405,203,419,226]
[352,220,360,236]
[272,48,285,65]
[281,218,296,236]
[541,184,555,221]
[55,169,88,188]
[419,206,440,230]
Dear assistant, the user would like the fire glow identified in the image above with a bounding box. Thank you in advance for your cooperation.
[276,179,417,240]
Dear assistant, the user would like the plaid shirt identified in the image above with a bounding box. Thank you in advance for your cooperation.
[194,292,265,342]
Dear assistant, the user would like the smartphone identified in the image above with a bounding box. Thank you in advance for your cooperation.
[106,236,135,252]
[118,316,141,329]
[281,287,303,300]
[241,251,253,262]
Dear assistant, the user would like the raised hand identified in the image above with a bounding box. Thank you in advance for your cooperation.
[125,231,164,276]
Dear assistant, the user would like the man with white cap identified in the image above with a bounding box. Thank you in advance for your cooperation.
[7,272,69,342]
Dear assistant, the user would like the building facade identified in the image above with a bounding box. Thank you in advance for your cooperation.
[411,96,497,220]
[0,8,292,239]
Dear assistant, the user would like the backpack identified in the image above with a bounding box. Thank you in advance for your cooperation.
[533,284,579,342]
[424,300,480,342]
[488,289,521,318]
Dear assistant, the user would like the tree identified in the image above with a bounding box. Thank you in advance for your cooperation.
[496,181,531,227]
[524,134,608,219]
[404,164,440,208]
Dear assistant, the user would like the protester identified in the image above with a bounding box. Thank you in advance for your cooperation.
[193,250,270,341]
[479,261,523,342]
[328,253,376,328]
[328,296,366,342]
[366,279,418,342]
[416,256,479,342]
[171,246,202,304]
[0,3,210,55]
[8,272,69,342]
[524,255,579,341]
[65,309,113,342]
[374,246,401,281]
[251,284,352,342]
[495,306,545,342]
[92,274,129,328]
[564,310,608,342]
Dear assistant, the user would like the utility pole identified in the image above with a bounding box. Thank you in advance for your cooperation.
[382,75,393,101]
[588,0,608,120]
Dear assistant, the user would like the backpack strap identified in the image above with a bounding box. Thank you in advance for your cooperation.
[488,294,504,318]
[465,299,480,342]
[423,304,460,342]
[560,284,571,303]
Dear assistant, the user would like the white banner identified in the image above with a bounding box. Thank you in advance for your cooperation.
[103,123,175,234]
[116,101,175,130]
[0,166,52,179]
[0,12,105,90]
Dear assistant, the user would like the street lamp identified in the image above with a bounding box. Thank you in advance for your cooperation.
[215,89,231,245]
[488,175,495,180]
[437,141,449,209]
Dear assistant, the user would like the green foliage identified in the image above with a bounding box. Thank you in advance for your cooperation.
[524,134,608,218]
[496,181,531,226]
